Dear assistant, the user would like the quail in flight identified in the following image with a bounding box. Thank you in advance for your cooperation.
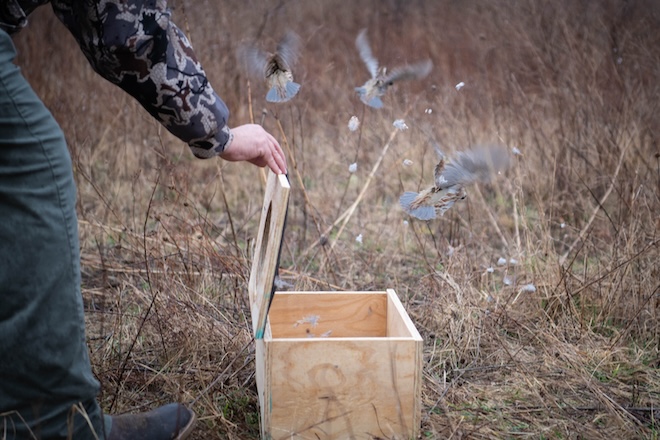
[238,31,302,103]
[355,28,432,108]
[400,145,511,220]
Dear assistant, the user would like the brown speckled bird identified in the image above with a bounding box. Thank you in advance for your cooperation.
[355,28,432,108]
[400,145,511,220]
[237,31,302,103]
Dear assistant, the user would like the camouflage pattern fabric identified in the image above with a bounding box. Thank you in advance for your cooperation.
[1,0,232,159]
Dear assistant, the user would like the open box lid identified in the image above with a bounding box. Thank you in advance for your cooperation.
[248,170,290,339]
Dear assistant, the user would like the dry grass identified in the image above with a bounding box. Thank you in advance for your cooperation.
[13,0,660,438]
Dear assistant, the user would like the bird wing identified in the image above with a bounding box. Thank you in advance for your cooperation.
[433,157,446,182]
[436,145,511,189]
[431,141,446,183]
[276,31,301,70]
[383,59,433,84]
[355,28,379,79]
[237,43,271,78]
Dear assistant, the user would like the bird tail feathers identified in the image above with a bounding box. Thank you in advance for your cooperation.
[399,191,436,220]
[355,87,383,108]
[366,95,383,108]
[399,191,418,210]
[266,81,301,103]
[286,81,301,98]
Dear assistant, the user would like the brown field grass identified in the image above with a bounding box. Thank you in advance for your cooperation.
[13,0,660,438]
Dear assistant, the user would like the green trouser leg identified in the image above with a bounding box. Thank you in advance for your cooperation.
[0,29,105,439]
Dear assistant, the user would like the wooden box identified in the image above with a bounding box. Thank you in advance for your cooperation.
[249,171,423,440]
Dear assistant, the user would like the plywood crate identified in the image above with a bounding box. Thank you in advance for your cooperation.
[249,171,423,440]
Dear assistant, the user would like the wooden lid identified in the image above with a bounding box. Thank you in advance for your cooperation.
[248,171,290,339]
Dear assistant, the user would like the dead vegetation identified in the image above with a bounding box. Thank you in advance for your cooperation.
[13,0,659,438]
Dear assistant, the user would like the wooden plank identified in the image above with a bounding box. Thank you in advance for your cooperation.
[255,337,269,440]
[385,290,423,437]
[267,292,388,338]
[266,337,421,439]
[386,288,423,339]
[248,171,290,339]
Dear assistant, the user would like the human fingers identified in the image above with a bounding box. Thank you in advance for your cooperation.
[251,129,286,174]
[268,132,288,174]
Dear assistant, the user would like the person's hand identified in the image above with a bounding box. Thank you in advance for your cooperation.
[220,124,287,174]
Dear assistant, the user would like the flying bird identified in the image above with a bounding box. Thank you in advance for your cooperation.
[354,28,432,108]
[237,31,302,103]
[400,145,511,220]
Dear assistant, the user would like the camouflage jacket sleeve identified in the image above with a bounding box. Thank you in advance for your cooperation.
[40,0,232,158]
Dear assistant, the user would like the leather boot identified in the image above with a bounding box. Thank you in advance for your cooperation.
[106,403,196,440]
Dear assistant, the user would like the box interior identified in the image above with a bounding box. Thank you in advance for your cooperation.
[267,291,415,339]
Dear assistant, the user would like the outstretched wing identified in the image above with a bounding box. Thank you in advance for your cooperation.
[356,28,379,79]
[433,157,446,183]
[237,43,270,78]
[436,145,511,189]
[431,141,446,183]
[383,59,432,84]
[276,31,301,70]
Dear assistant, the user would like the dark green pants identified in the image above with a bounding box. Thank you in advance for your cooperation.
[0,29,105,439]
